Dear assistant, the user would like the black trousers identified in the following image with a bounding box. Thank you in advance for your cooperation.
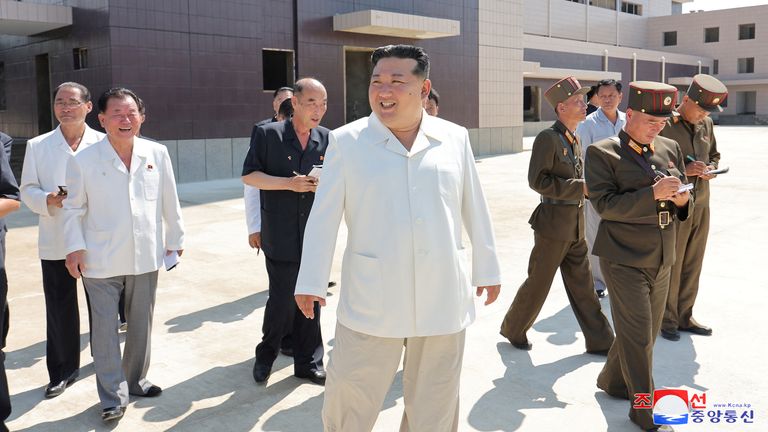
[0,267,11,431]
[41,260,80,383]
[255,257,323,374]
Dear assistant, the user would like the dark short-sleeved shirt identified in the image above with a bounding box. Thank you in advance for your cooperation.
[242,120,329,262]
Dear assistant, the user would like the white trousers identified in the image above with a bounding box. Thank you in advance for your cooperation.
[323,323,466,432]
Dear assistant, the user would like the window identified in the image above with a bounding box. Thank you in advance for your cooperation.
[621,2,642,15]
[262,49,294,92]
[739,23,755,40]
[0,62,5,111]
[737,57,755,73]
[566,0,585,3]
[73,48,88,70]
[704,27,719,43]
[663,31,677,46]
[713,59,719,75]
[590,0,616,10]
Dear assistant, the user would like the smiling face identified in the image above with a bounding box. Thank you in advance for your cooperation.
[53,86,92,127]
[98,95,142,143]
[369,57,430,133]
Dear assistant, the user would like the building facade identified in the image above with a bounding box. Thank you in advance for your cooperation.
[0,0,764,183]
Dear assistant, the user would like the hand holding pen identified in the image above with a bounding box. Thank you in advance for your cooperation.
[288,170,318,193]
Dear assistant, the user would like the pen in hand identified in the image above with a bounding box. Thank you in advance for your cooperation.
[686,155,696,163]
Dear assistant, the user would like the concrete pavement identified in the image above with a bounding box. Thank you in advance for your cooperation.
[3,126,767,431]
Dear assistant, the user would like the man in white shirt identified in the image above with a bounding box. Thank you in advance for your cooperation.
[20,82,105,399]
[63,88,185,422]
[294,45,502,431]
[576,79,626,298]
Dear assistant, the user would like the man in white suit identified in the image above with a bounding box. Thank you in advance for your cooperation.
[20,82,105,398]
[62,88,185,422]
[295,45,502,431]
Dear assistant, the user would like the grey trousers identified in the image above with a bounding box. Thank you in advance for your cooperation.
[83,271,158,408]
[584,200,607,291]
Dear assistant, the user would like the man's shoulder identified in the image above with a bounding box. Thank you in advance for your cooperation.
[589,136,620,154]
[654,134,680,152]
[425,115,467,138]
[330,117,371,142]
[73,137,106,161]
[0,131,11,145]
[27,128,59,147]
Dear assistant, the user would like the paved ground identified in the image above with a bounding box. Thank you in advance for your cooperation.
[3,126,767,431]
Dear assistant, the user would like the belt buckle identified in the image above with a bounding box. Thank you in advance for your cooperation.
[658,211,671,229]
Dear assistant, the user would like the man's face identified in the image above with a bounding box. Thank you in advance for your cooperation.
[98,96,142,141]
[53,86,92,126]
[557,93,587,124]
[424,98,439,116]
[626,109,669,143]
[681,95,711,124]
[272,90,294,115]
[597,85,622,112]
[369,57,430,131]
[291,85,327,130]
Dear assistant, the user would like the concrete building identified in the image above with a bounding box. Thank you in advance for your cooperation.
[0,0,764,183]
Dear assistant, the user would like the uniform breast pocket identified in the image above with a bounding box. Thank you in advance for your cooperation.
[435,161,462,202]
[144,171,160,201]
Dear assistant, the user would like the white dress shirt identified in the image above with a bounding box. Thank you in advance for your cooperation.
[20,125,105,260]
[244,185,261,233]
[295,112,501,338]
[62,136,185,278]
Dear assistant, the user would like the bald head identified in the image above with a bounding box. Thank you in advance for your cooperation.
[291,78,327,130]
[294,78,325,96]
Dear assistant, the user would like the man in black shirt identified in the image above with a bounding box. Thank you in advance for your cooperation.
[242,78,329,385]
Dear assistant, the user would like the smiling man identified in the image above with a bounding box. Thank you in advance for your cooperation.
[20,82,105,399]
[294,45,501,431]
[242,78,329,386]
[62,87,184,422]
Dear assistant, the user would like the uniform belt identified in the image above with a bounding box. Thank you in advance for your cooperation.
[541,197,583,207]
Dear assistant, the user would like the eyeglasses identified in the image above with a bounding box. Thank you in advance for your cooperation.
[54,100,85,108]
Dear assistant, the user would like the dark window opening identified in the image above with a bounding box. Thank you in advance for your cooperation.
[73,48,88,70]
[262,49,294,92]
[663,31,677,46]
[704,27,719,43]
[739,23,755,40]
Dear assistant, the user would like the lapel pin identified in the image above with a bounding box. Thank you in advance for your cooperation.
[288,155,292,160]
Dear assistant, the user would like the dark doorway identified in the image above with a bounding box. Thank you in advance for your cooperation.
[523,85,541,122]
[344,49,373,123]
[35,54,52,134]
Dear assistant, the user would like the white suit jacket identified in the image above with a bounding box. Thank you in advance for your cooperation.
[62,136,185,279]
[295,112,501,338]
[243,184,261,234]
[20,125,105,260]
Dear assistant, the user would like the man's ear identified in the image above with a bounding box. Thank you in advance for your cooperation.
[421,79,432,99]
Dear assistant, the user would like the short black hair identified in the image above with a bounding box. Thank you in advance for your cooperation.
[427,88,439,105]
[277,98,293,118]
[273,86,294,99]
[55,82,91,102]
[586,85,597,101]
[596,79,622,93]
[371,45,430,79]
[97,87,142,113]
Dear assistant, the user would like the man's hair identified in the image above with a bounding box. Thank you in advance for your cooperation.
[371,45,430,79]
[97,87,142,113]
[428,88,439,105]
[596,79,622,93]
[273,86,294,99]
[277,98,294,118]
[54,82,91,102]
[586,86,597,101]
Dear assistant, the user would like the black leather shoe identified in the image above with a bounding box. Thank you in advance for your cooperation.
[328,281,337,288]
[295,369,326,385]
[680,324,712,336]
[253,363,272,384]
[596,289,607,298]
[660,328,681,341]
[511,341,533,351]
[646,425,674,432]
[44,372,78,398]
[131,385,162,397]
[280,347,294,357]
[101,406,126,422]
[587,349,609,356]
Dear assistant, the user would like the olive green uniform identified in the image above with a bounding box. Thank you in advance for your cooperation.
[586,130,691,430]
[500,120,614,352]
[659,113,719,333]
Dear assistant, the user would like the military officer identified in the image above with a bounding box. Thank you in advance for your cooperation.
[659,74,727,341]
[586,81,691,432]
[500,76,614,353]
